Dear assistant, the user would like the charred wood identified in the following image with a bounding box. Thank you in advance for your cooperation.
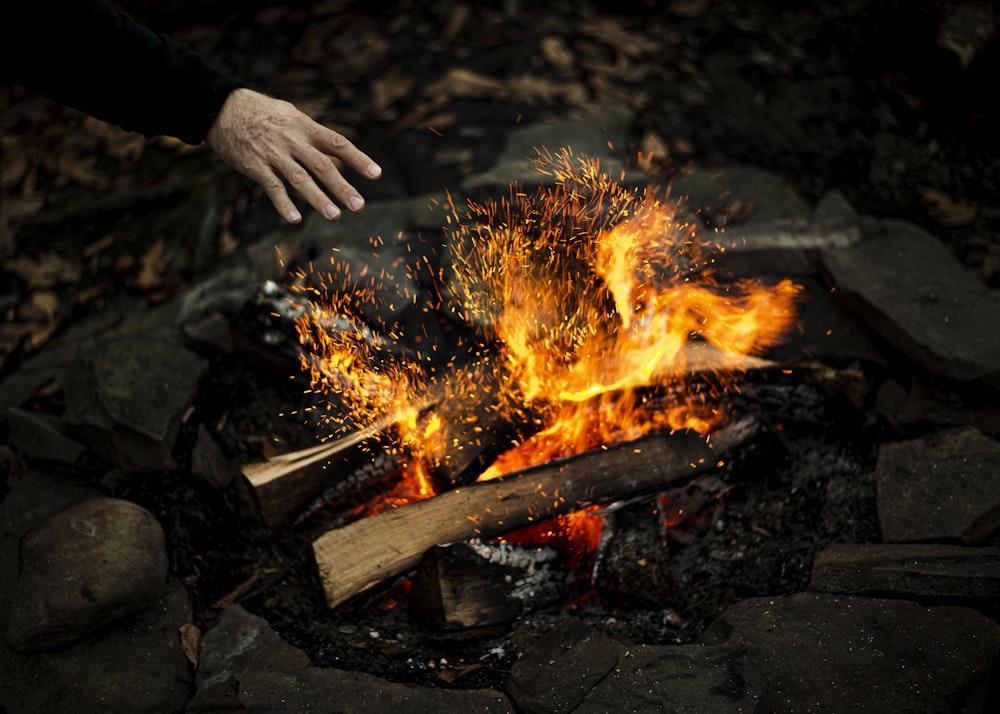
[313,416,759,609]
[245,344,789,531]
[243,420,403,530]
[409,539,565,637]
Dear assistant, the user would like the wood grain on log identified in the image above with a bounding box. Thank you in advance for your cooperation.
[243,417,402,530]
[245,343,780,531]
[313,416,757,609]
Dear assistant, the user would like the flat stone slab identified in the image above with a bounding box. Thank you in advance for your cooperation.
[821,218,1000,382]
[506,618,626,713]
[572,643,756,714]
[506,616,758,713]
[700,592,1000,713]
[4,580,193,714]
[810,542,1000,601]
[229,668,513,713]
[461,108,638,196]
[188,604,310,712]
[671,164,812,225]
[876,427,1000,544]
[7,407,86,464]
[62,334,208,470]
[5,497,168,653]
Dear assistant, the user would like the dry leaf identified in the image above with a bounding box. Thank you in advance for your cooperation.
[27,290,59,321]
[51,151,109,189]
[921,188,977,227]
[440,3,470,44]
[82,117,145,164]
[135,238,173,292]
[427,68,508,101]
[424,112,459,133]
[7,251,80,288]
[506,75,562,103]
[179,624,201,669]
[295,98,330,121]
[581,17,658,58]
[218,229,239,258]
[670,0,713,18]
[0,322,34,361]
[1,135,32,189]
[436,663,486,685]
[372,71,414,114]
[638,130,671,173]
[156,136,205,155]
[507,75,588,105]
[29,319,59,350]
[541,36,575,71]
[82,233,116,260]
[0,194,45,221]
[75,284,108,305]
[641,130,670,161]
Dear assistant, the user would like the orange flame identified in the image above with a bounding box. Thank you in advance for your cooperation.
[293,149,801,519]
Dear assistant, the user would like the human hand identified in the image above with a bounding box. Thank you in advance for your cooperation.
[206,88,381,224]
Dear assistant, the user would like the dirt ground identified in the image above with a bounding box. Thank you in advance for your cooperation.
[2,0,998,691]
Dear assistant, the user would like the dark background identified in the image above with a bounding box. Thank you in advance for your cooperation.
[3,1,998,345]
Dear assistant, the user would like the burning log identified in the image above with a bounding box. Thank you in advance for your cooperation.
[245,342,779,529]
[312,416,759,609]
[409,540,566,636]
[243,417,404,530]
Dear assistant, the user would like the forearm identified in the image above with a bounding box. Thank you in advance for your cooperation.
[1,0,241,144]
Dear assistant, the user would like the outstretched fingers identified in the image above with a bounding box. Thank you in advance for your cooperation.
[206,89,382,223]
[314,126,382,187]
[255,166,305,224]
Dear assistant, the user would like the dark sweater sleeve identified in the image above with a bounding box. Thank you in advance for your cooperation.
[1,0,243,145]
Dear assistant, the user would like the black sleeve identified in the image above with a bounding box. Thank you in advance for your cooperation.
[1,0,243,145]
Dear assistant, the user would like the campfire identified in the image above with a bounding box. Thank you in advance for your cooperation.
[244,149,802,621]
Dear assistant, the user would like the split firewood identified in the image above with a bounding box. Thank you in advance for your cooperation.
[245,343,780,530]
[409,539,566,636]
[243,417,405,530]
[313,416,759,609]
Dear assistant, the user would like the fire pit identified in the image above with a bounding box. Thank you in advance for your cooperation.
[243,149,801,610]
[3,140,999,714]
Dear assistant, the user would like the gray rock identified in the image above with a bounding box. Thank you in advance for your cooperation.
[7,407,86,464]
[184,311,235,354]
[228,668,513,713]
[875,378,1000,439]
[670,164,812,225]
[700,592,1000,713]
[187,604,310,712]
[5,580,194,714]
[0,298,133,424]
[5,497,168,653]
[876,427,1000,544]
[167,234,297,328]
[506,619,625,713]
[1,473,100,714]
[574,644,756,714]
[713,218,861,278]
[191,424,234,490]
[812,188,859,224]
[821,218,1000,382]
[461,108,638,197]
[810,543,1000,602]
[0,470,100,624]
[62,334,208,470]
[506,617,757,713]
